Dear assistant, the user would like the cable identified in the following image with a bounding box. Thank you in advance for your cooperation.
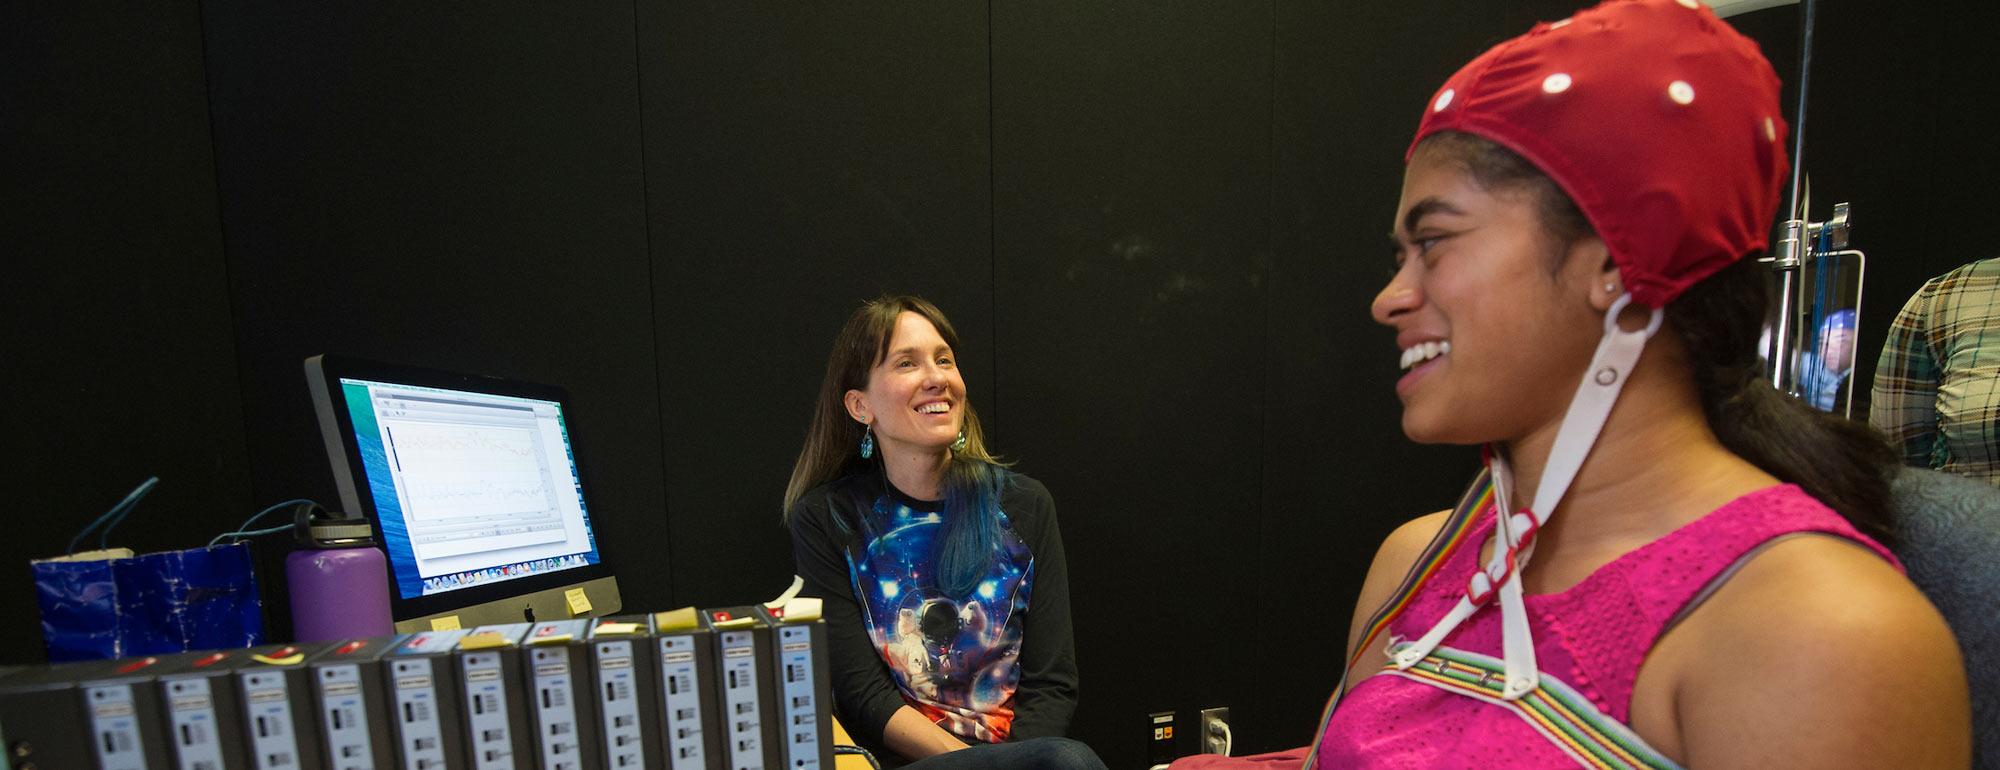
[68,477,159,554]
[206,523,297,549]
[1212,720,1234,757]
[832,745,882,770]
[206,499,319,548]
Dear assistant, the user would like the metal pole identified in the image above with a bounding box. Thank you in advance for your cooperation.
[1767,0,1817,391]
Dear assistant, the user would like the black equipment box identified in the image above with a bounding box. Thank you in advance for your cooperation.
[455,624,532,770]
[383,629,473,770]
[519,620,598,770]
[306,637,402,770]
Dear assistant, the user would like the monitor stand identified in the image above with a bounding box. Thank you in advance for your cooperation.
[394,575,622,633]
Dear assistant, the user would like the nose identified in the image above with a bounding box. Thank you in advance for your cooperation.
[1372,263,1422,327]
[919,360,949,389]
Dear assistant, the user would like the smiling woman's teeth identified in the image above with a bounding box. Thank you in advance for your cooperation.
[1399,341,1452,370]
[917,403,950,414]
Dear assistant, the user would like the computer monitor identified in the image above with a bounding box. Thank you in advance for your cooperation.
[304,354,620,631]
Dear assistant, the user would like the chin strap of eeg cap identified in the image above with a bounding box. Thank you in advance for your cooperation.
[1391,294,1663,700]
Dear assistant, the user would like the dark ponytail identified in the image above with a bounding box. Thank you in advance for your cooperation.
[1666,259,1897,545]
[1416,130,1898,545]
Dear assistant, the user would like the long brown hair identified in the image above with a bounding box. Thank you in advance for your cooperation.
[782,295,1005,517]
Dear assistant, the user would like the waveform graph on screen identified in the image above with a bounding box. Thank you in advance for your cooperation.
[382,419,569,561]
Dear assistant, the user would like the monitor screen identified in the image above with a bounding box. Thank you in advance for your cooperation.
[335,378,602,600]
[305,355,618,624]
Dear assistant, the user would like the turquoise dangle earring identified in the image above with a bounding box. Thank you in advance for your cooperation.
[950,429,967,453]
[859,423,875,459]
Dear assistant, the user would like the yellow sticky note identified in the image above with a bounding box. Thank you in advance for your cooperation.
[566,587,593,616]
[712,616,757,630]
[526,633,574,646]
[430,616,462,631]
[778,597,823,623]
[250,647,307,666]
[594,622,641,636]
[653,606,699,632]
[459,631,511,651]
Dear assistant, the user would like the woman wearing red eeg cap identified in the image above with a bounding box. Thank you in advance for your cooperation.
[1309,0,1971,767]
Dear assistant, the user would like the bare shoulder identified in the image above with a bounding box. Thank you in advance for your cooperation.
[1671,535,1970,768]
[1341,510,1454,684]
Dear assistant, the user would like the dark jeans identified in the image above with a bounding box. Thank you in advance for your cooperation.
[896,737,1109,770]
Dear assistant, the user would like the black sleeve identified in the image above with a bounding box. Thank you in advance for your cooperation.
[1005,477,1080,740]
[787,492,909,748]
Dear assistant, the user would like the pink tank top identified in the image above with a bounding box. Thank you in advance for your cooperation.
[1316,484,1898,768]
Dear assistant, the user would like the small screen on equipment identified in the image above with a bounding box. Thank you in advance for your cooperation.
[305,355,617,624]
[335,378,600,599]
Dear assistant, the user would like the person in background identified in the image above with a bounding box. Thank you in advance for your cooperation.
[1872,257,2000,484]
[784,295,1099,770]
[1798,308,1857,412]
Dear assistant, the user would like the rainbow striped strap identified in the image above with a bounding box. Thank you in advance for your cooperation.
[1298,467,1493,769]
[1382,644,1685,770]
[1347,466,1493,672]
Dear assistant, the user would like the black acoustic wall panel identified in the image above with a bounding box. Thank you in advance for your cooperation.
[0,3,250,662]
[199,3,666,630]
[1258,0,1591,749]
[991,2,1273,764]
[639,0,993,607]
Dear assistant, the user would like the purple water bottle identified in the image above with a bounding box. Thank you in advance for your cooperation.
[286,505,394,643]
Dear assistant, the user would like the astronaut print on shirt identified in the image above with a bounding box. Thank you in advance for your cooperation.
[846,493,1035,743]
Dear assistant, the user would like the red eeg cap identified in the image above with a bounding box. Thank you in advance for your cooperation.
[1408,0,1790,308]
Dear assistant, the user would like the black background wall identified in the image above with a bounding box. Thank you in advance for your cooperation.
[5,1,1994,767]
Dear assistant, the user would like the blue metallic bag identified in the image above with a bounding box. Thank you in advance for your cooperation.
[30,478,265,661]
[32,543,266,662]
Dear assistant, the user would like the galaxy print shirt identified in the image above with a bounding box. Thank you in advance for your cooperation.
[846,488,1036,743]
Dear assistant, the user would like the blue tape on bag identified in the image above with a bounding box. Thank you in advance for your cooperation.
[33,542,264,662]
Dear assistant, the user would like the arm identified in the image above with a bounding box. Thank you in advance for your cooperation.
[788,498,966,758]
[1671,537,1970,768]
[1006,479,1079,741]
[1340,511,1451,694]
[1871,282,1942,468]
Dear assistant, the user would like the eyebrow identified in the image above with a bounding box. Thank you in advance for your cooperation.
[884,344,951,360]
[1397,197,1466,239]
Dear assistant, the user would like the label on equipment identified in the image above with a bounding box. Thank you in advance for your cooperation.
[595,640,646,770]
[86,684,148,770]
[242,671,303,770]
[164,677,226,770]
[531,648,583,770]
[659,635,708,770]
[461,652,515,770]
[391,658,448,770]
[317,663,378,770]
[719,631,764,770]
[778,626,822,770]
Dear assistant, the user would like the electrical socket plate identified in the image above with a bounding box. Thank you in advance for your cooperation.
[1200,706,1230,756]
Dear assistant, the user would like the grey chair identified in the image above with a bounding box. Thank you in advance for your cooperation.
[1891,467,2000,769]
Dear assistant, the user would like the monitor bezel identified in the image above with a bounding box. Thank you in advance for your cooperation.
[304,353,617,623]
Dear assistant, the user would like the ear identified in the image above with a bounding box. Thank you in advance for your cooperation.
[1574,238,1621,313]
[843,388,871,425]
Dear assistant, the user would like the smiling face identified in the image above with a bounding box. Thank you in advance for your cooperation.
[1373,145,1616,445]
[845,311,967,458]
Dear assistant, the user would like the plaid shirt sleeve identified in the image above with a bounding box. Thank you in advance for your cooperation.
[1871,278,1943,468]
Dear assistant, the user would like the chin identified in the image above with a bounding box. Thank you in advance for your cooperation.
[1400,409,1480,447]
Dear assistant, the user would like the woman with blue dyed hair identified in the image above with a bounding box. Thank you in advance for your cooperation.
[785,295,1098,770]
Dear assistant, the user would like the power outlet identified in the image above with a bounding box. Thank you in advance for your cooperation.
[1200,707,1231,756]
[1148,711,1177,765]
